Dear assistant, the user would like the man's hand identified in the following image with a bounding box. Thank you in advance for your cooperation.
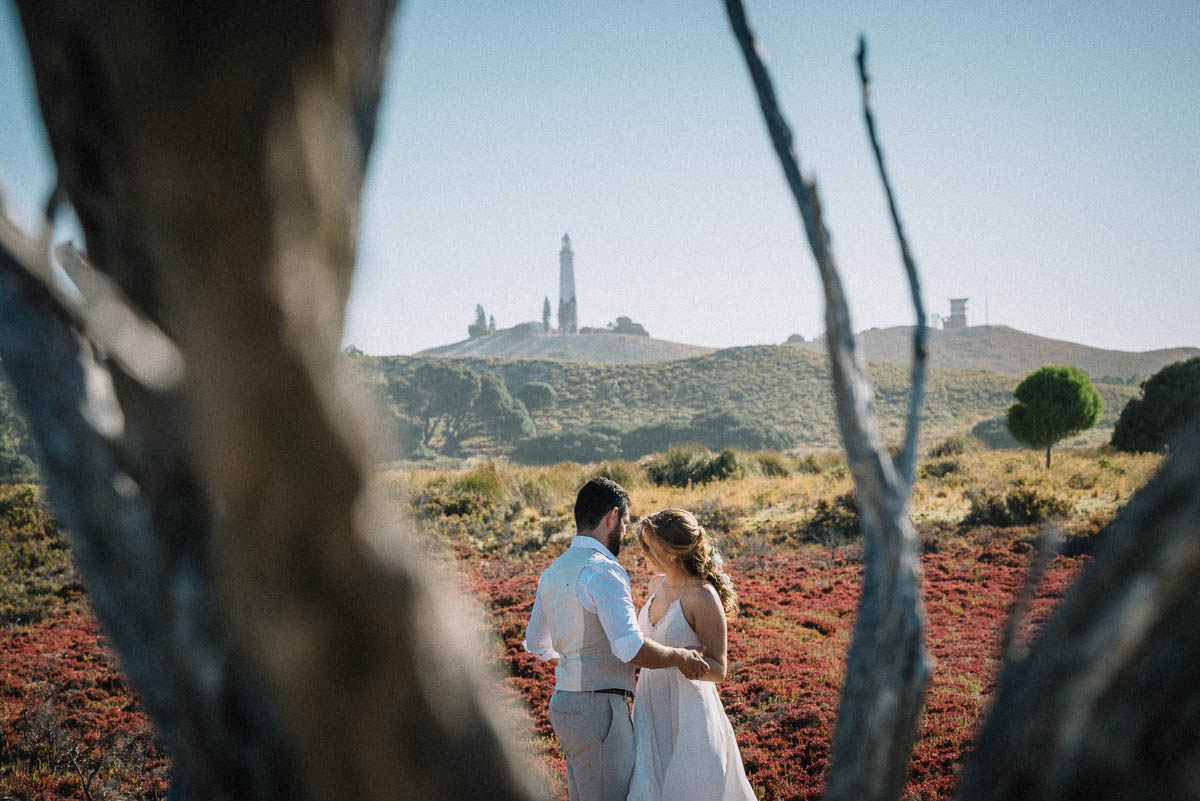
[675,647,708,679]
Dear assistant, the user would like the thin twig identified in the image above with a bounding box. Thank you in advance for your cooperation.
[856,37,928,490]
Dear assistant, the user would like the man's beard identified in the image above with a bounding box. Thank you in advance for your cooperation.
[606,522,622,558]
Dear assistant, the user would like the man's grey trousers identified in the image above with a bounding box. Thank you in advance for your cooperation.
[548,690,635,801]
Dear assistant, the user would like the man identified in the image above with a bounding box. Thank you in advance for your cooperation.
[524,477,708,801]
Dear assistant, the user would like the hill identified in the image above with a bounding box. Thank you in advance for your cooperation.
[364,345,1138,453]
[416,329,715,363]
[788,325,1198,383]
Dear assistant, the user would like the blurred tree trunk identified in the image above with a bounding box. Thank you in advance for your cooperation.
[956,414,1200,801]
[1,3,538,800]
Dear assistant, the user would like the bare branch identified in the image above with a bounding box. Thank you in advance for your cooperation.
[997,524,1063,667]
[723,4,930,800]
[856,37,928,490]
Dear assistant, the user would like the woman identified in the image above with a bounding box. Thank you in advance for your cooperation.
[627,508,756,801]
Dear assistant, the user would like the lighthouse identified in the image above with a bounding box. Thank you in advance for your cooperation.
[558,233,577,334]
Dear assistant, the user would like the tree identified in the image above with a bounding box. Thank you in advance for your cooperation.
[468,304,489,338]
[1006,364,1103,467]
[402,363,531,454]
[542,296,551,333]
[515,381,557,415]
[610,316,649,336]
[0,3,534,801]
[1111,355,1200,453]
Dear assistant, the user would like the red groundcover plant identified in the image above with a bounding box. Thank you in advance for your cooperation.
[462,536,1084,801]
[1,500,1082,801]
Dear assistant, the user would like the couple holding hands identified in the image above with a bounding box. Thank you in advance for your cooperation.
[524,477,755,801]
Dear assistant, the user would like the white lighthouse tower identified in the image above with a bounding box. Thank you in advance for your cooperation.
[558,233,577,334]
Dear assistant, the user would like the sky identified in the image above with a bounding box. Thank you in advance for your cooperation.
[2,1,1198,356]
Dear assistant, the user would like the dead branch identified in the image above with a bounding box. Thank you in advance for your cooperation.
[722,4,930,800]
[855,37,928,489]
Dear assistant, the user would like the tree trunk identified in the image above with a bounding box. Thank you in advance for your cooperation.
[957,415,1200,801]
[2,3,538,800]
[1046,446,1052,469]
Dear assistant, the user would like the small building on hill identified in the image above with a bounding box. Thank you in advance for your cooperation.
[945,298,969,329]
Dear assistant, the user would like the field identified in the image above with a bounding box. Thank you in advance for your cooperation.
[0,444,1161,800]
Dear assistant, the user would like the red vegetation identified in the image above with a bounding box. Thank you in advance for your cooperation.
[0,532,1085,800]
[462,537,1087,801]
[0,609,169,800]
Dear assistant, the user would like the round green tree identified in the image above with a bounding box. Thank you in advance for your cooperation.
[1006,364,1103,468]
[1111,355,1200,453]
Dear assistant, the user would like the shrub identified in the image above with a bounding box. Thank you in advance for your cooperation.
[643,444,744,487]
[927,433,975,459]
[513,424,623,465]
[621,408,796,460]
[1111,356,1200,453]
[748,450,791,477]
[794,454,822,474]
[962,487,1073,527]
[920,459,960,479]
[1,451,39,483]
[805,491,860,541]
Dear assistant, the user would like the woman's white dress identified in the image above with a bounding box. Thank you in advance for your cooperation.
[627,587,756,801]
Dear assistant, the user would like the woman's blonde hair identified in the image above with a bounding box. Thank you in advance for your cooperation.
[640,507,738,617]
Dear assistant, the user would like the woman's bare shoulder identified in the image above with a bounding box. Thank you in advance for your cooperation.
[647,573,668,592]
[682,581,723,614]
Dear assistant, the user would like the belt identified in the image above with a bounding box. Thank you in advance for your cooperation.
[594,688,634,699]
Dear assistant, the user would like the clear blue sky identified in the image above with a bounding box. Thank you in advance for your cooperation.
[3,1,1198,356]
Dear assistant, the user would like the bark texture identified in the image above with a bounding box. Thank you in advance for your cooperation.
[2,3,538,800]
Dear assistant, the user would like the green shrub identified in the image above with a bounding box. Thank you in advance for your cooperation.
[513,424,623,465]
[748,450,791,478]
[926,433,975,459]
[643,444,745,487]
[794,454,822,474]
[920,459,961,479]
[0,451,39,483]
[452,462,506,500]
[0,485,78,625]
[962,487,1073,527]
[806,491,860,541]
[1111,356,1200,453]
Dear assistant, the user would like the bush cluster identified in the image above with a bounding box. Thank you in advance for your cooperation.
[962,486,1073,527]
[512,407,795,465]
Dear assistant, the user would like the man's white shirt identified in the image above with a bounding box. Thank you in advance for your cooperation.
[523,535,646,663]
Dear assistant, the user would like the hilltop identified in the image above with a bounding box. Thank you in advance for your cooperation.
[417,329,714,363]
[789,325,1197,383]
[365,345,1138,453]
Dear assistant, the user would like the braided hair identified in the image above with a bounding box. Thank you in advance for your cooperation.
[640,508,738,617]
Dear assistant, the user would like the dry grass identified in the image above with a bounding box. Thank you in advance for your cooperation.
[374,443,1160,560]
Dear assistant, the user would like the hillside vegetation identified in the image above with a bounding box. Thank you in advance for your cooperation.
[417,329,715,363]
[789,325,1198,383]
[362,345,1137,455]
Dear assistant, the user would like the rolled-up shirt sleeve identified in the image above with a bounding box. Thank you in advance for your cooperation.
[522,581,561,661]
[577,563,646,663]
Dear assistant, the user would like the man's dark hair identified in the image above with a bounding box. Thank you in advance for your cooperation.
[574,476,630,531]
